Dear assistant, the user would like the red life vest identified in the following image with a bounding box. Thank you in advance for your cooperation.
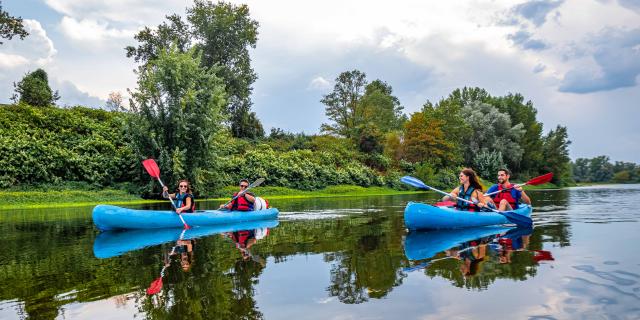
[231,192,253,211]
[493,184,518,209]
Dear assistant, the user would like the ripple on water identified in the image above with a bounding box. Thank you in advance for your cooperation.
[279,208,384,220]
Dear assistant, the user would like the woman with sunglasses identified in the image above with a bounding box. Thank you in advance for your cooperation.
[219,179,255,211]
[162,180,196,213]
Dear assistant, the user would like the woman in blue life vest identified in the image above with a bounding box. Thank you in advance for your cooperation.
[441,168,487,211]
[485,168,531,211]
[219,179,256,211]
[162,179,196,213]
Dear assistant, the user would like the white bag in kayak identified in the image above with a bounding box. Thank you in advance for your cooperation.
[253,197,269,210]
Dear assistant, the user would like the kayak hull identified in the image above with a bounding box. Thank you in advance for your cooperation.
[404,202,532,230]
[92,204,279,231]
[93,219,279,258]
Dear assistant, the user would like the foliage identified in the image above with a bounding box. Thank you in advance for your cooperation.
[126,0,261,139]
[12,69,60,107]
[573,156,638,183]
[542,125,572,185]
[0,2,29,44]
[460,101,525,168]
[0,104,136,188]
[473,150,506,180]
[126,45,227,195]
[321,71,406,154]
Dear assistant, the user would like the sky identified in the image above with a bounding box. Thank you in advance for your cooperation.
[2,0,639,162]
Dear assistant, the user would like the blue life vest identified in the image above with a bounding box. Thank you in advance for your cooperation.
[174,193,195,213]
[456,185,477,211]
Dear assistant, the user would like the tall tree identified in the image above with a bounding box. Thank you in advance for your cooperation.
[320,70,368,139]
[491,93,544,176]
[0,2,29,45]
[402,105,461,167]
[12,68,59,107]
[460,101,525,169]
[542,125,572,185]
[125,1,261,139]
[359,80,407,132]
[126,46,227,192]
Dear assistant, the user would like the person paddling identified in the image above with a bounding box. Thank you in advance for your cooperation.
[162,179,195,213]
[219,179,256,211]
[485,168,531,211]
[442,168,487,211]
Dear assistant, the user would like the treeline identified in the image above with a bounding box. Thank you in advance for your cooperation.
[572,156,640,183]
[2,1,576,196]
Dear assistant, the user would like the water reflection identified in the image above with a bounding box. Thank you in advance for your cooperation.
[405,227,555,290]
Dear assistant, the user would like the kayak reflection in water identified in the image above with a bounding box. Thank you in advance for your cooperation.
[173,239,195,272]
[223,227,269,266]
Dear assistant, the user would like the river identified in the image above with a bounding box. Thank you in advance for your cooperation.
[1,185,639,319]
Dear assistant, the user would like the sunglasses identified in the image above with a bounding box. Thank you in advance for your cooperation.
[179,185,188,188]
[240,184,249,188]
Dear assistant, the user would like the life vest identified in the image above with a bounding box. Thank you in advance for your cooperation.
[492,184,519,209]
[456,185,477,211]
[174,193,195,213]
[231,192,253,211]
[231,230,255,248]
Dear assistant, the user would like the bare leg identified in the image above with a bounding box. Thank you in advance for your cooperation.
[499,199,513,211]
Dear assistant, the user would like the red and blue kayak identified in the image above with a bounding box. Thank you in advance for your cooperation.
[404,202,532,230]
[92,204,279,231]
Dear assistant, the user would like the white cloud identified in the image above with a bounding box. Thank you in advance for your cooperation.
[59,16,134,44]
[0,54,29,69]
[308,77,332,91]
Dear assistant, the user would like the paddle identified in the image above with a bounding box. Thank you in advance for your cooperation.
[220,178,265,210]
[484,173,553,197]
[400,176,533,228]
[147,229,187,295]
[142,159,190,229]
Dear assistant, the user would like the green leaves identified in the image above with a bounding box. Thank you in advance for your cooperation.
[12,69,60,107]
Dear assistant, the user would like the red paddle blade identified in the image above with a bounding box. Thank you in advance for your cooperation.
[146,277,163,295]
[142,159,161,179]
[526,173,553,186]
[533,250,554,262]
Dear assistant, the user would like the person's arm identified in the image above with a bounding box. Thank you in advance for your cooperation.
[474,190,487,207]
[177,196,192,213]
[516,185,531,204]
[244,192,256,203]
[162,186,175,199]
[442,188,459,201]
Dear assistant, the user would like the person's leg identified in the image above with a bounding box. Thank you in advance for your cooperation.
[499,199,513,211]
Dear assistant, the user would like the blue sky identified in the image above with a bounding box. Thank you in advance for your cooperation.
[2,0,639,162]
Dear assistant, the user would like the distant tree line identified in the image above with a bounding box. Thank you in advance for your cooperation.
[572,156,640,183]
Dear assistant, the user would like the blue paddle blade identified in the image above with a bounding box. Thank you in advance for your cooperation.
[400,176,430,190]
[499,210,533,228]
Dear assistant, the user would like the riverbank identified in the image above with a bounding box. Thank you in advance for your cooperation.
[0,185,425,210]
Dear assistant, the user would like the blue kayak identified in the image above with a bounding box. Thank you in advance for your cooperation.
[404,226,514,261]
[92,204,279,231]
[404,202,532,230]
[94,219,278,259]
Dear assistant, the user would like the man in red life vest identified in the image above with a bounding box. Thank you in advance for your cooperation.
[219,179,256,211]
[486,168,531,211]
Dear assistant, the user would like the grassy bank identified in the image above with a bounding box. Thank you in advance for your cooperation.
[0,185,425,210]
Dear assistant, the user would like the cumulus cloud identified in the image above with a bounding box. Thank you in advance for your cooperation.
[559,27,640,93]
[44,0,181,24]
[308,76,332,90]
[54,79,106,108]
[59,16,134,44]
[508,30,549,50]
[512,0,565,27]
[617,0,640,13]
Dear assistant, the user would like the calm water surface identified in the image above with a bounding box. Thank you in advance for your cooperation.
[1,185,640,319]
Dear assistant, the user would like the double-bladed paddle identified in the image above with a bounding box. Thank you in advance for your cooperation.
[142,159,190,229]
[400,176,533,228]
[484,173,553,197]
[220,178,265,210]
